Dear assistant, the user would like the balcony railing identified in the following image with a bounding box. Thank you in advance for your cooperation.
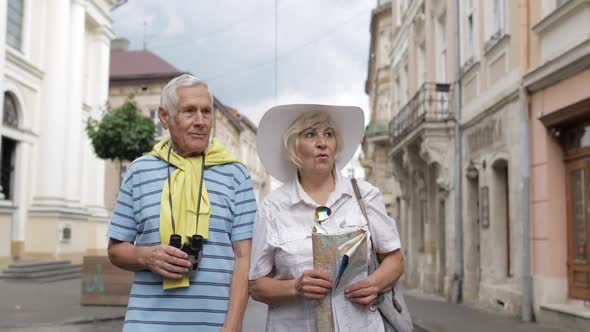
[389,82,452,145]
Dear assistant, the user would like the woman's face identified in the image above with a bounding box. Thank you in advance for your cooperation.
[296,124,337,176]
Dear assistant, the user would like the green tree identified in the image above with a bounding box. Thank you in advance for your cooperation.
[86,98,156,162]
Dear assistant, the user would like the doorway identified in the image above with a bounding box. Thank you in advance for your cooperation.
[566,157,590,300]
[562,122,590,300]
[464,174,481,302]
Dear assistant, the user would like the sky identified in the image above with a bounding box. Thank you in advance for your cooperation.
[112,0,376,127]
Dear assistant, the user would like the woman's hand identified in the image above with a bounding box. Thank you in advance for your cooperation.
[294,269,333,300]
[345,275,379,307]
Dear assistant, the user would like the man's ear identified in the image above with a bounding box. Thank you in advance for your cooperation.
[159,106,170,130]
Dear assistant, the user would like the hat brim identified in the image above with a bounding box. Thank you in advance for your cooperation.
[256,104,365,183]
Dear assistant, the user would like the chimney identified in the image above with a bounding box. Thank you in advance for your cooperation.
[111,37,130,51]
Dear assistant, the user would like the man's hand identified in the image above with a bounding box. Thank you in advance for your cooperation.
[141,245,192,279]
[345,275,379,307]
[294,269,333,300]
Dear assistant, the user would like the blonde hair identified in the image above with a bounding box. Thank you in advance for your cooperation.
[283,110,343,168]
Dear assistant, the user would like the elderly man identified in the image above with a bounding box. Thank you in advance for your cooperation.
[107,74,256,331]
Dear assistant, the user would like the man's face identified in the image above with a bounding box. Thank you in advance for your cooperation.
[160,85,213,157]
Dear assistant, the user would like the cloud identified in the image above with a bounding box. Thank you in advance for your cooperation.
[112,0,376,129]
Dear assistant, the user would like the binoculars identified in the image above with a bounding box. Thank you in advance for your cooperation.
[170,234,203,277]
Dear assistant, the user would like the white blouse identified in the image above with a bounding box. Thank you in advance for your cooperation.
[249,171,402,332]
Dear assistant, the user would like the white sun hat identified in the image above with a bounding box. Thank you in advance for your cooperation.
[256,104,365,183]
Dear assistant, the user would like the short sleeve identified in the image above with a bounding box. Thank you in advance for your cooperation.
[364,185,402,254]
[107,169,138,242]
[249,205,275,280]
[231,169,257,242]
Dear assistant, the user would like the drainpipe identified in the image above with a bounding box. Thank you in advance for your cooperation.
[519,0,533,322]
[452,0,464,304]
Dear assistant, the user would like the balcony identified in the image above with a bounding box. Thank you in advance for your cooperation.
[389,82,452,145]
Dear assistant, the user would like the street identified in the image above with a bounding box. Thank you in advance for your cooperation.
[0,298,430,332]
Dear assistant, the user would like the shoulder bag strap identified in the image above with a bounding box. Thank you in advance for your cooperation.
[351,178,404,314]
[351,178,378,255]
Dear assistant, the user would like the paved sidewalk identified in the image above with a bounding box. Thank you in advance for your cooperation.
[0,278,125,330]
[0,276,571,332]
[405,289,567,332]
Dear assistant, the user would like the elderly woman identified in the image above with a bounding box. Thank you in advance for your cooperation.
[249,104,404,331]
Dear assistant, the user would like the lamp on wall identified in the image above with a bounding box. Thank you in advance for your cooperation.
[549,126,562,139]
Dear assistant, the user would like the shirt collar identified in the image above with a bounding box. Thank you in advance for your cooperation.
[286,169,353,207]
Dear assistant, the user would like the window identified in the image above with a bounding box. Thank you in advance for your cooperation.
[417,43,426,87]
[464,0,477,62]
[556,0,569,6]
[3,93,19,129]
[0,136,17,200]
[395,0,402,26]
[6,0,24,51]
[403,64,409,104]
[1,93,19,201]
[541,0,569,18]
[419,200,427,252]
[394,77,401,112]
[150,109,163,136]
[484,0,505,46]
[436,15,448,82]
[405,0,412,10]
[492,0,504,34]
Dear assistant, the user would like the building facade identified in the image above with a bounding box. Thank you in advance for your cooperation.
[381,0,458,301]
[456,0,525,314]
[363,0,545,317]
[0,0,120,266]
[364,0,590,328]
[362,0,395,217]
[523,0,590,329]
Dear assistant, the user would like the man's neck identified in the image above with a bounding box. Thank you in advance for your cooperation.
[171,144,204,158]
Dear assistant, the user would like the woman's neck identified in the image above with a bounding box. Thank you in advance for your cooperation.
[298,169,335,206]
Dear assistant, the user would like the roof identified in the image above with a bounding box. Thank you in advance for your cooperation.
[110,49,184,81]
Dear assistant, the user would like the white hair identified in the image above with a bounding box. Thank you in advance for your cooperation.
[160,74,213,114]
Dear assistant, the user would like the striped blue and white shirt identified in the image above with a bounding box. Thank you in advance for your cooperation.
[107,155,257,332]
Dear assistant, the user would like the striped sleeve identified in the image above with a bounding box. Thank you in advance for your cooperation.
[107,166,138,242]
[231,165,257,242]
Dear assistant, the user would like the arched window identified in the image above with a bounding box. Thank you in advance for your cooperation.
[3,92,19,129]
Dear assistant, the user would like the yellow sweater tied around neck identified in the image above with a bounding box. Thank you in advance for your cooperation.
[150,137,242,290]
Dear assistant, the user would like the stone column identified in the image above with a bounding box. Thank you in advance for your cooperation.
[64,0,86,209]
[0,0,7,200]
[33,0,70,207]
[84,26,112,218]
[12,142,31,257]
[0,0,6,110]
